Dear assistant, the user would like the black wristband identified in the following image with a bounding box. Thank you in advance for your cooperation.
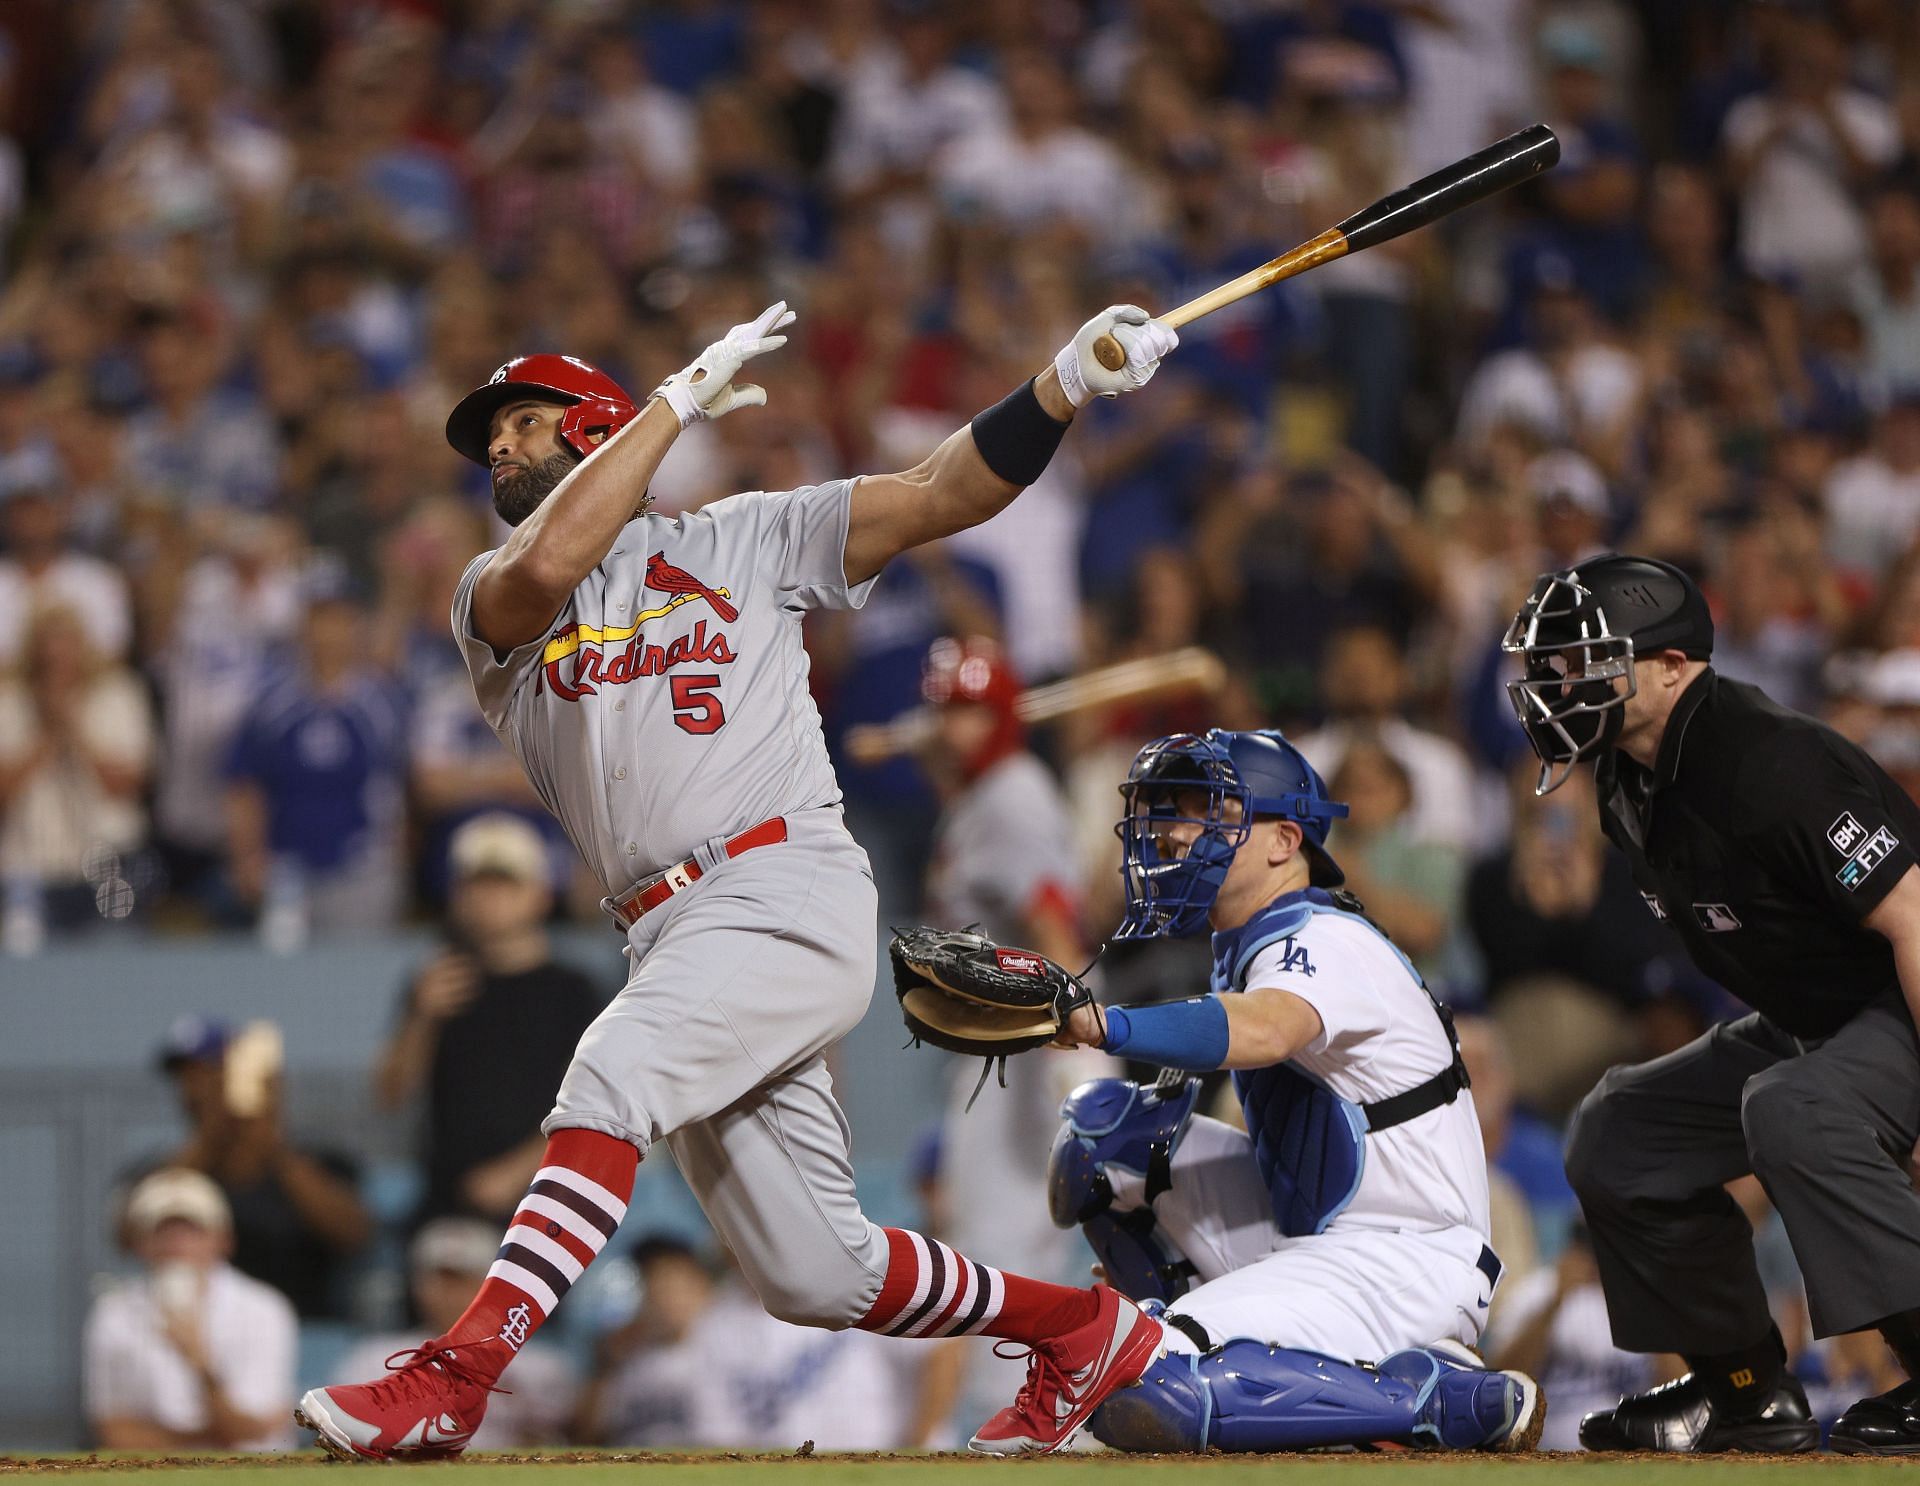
[969,377,1070,487]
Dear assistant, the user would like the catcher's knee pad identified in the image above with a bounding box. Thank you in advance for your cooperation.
[1047,1076,1201,1304]
[1093,1340,1512,1454]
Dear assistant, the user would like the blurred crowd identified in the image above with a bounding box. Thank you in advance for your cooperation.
[8,0,1920,1452]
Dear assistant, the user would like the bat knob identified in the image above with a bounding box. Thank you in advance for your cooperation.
[1090,332,1128,372]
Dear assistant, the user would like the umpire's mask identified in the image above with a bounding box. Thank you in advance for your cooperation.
[1502,554,1713,795]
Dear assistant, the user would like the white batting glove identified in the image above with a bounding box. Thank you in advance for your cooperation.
[654,300,797,427]
[1053,305,1178,408]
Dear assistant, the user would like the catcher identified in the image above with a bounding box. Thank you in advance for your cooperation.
[893,728,1544,1453]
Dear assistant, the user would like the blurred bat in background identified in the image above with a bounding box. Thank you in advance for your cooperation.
[846,647,1227,766]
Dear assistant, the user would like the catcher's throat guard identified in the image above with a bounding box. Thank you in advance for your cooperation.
[1502,568,1634,796]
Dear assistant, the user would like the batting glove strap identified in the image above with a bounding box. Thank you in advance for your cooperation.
[652,373,707,429]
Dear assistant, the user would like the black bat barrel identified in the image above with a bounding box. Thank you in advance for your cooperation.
[1334,124,1560,255]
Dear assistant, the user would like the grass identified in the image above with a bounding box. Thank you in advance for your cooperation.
[2,1453,1915,1485]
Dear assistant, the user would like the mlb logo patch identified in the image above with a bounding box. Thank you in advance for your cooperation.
[1838,827,1900,891]
[1828,812,1867,856]
[1692,903,1742,933]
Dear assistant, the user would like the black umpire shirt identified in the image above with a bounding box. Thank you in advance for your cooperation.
[1595,669,1920,1039]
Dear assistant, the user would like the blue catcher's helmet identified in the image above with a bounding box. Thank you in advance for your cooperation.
[1114,729,1348,940]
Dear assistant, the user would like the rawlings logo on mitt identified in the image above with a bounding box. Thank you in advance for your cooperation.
[889,927,1093,1065]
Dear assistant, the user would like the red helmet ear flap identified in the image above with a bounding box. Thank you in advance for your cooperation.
[557,396,639,458]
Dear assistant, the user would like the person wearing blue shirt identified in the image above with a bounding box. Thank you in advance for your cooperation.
[224,576,409,936]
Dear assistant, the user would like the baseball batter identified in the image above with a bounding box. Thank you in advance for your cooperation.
[294,300,1178,1459]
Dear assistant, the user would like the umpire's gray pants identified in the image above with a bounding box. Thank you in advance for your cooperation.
[1565,994,1920,1352]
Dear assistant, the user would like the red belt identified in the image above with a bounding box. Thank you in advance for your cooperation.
[608,817,789,928]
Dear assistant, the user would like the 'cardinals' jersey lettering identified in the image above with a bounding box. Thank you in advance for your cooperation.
[452,479,873,891]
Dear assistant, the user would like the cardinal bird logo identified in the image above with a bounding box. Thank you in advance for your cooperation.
[646,554,739,623]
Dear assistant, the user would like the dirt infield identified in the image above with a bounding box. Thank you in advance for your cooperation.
[2,1450,1913,1485]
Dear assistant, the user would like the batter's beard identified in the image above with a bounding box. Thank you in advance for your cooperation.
[492,451,579,527]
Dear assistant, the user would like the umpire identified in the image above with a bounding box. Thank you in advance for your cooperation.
[1505,554,1920,1455]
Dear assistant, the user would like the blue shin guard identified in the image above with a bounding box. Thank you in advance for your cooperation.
[1091,1341,1530,1454]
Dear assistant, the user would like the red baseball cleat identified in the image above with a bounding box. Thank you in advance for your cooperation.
[969,1285,1165,1455]
[294,1341,499,1461]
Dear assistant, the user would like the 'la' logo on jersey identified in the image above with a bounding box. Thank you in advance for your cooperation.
[1278,937,1315,977]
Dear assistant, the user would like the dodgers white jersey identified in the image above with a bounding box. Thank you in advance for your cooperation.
[452,480,873,891]
[1245,913,1491,1241]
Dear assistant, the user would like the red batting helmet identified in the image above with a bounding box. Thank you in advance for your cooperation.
[922,636,1024,779]
[445,354,640,466]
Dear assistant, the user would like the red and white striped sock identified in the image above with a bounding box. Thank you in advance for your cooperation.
[853,1227,1100,1345]
[440,1128,636,1378]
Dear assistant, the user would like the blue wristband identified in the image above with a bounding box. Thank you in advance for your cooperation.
[1100,997,1231,1071]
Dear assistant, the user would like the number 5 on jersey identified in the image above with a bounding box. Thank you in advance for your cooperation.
[671,673,727,734]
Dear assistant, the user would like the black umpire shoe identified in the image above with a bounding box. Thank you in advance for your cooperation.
[1831,1380,1920,1455]
[1579,1372,1819,1453]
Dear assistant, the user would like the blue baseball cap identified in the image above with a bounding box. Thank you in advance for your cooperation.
[158,1015,232,1071]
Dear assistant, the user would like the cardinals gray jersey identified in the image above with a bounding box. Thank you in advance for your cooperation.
[452,479,873,892]
[926,752,1081,939]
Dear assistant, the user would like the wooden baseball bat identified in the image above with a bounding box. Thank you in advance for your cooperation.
[1091,123,1559,372]
[844,646,1227,767]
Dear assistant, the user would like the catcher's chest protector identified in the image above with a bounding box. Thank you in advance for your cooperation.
[1211,890,1469,1239]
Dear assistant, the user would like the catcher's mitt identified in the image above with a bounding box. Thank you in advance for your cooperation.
[890,927,1094,1079]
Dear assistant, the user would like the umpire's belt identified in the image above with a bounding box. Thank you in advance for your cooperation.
[606,817,789,929]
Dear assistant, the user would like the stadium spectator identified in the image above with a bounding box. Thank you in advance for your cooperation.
[334,1218,576,1448]
[119,301,279,513]
[0,603,153,932]
[1203,462,1437,715]
[587,1250,912,1450]
[574,1235,715,1447]
[1454,1015,1576,1267]
[1826,391,1920,587]
[145,1016,370,1320]
[1708,512,1841,714]
[83,1167,296,1452]
[1484,1225,1661,1453]
[1721,7,1900,289]
[374,815,603,1224]
[149,514,302,917]
[1526,449,1612,571]
[1464,763,1678,1120]
[1298,624,1479,853]
[1528,16,1646,322]
[0,483,132,668]
[1855,181,1920,390]
[933,49,1137,241]
[223,568,408,937]
[1329,735,1464,972]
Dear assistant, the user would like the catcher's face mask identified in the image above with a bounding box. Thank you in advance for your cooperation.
[1502,569,1635,795]
[1114,734,1252,940]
